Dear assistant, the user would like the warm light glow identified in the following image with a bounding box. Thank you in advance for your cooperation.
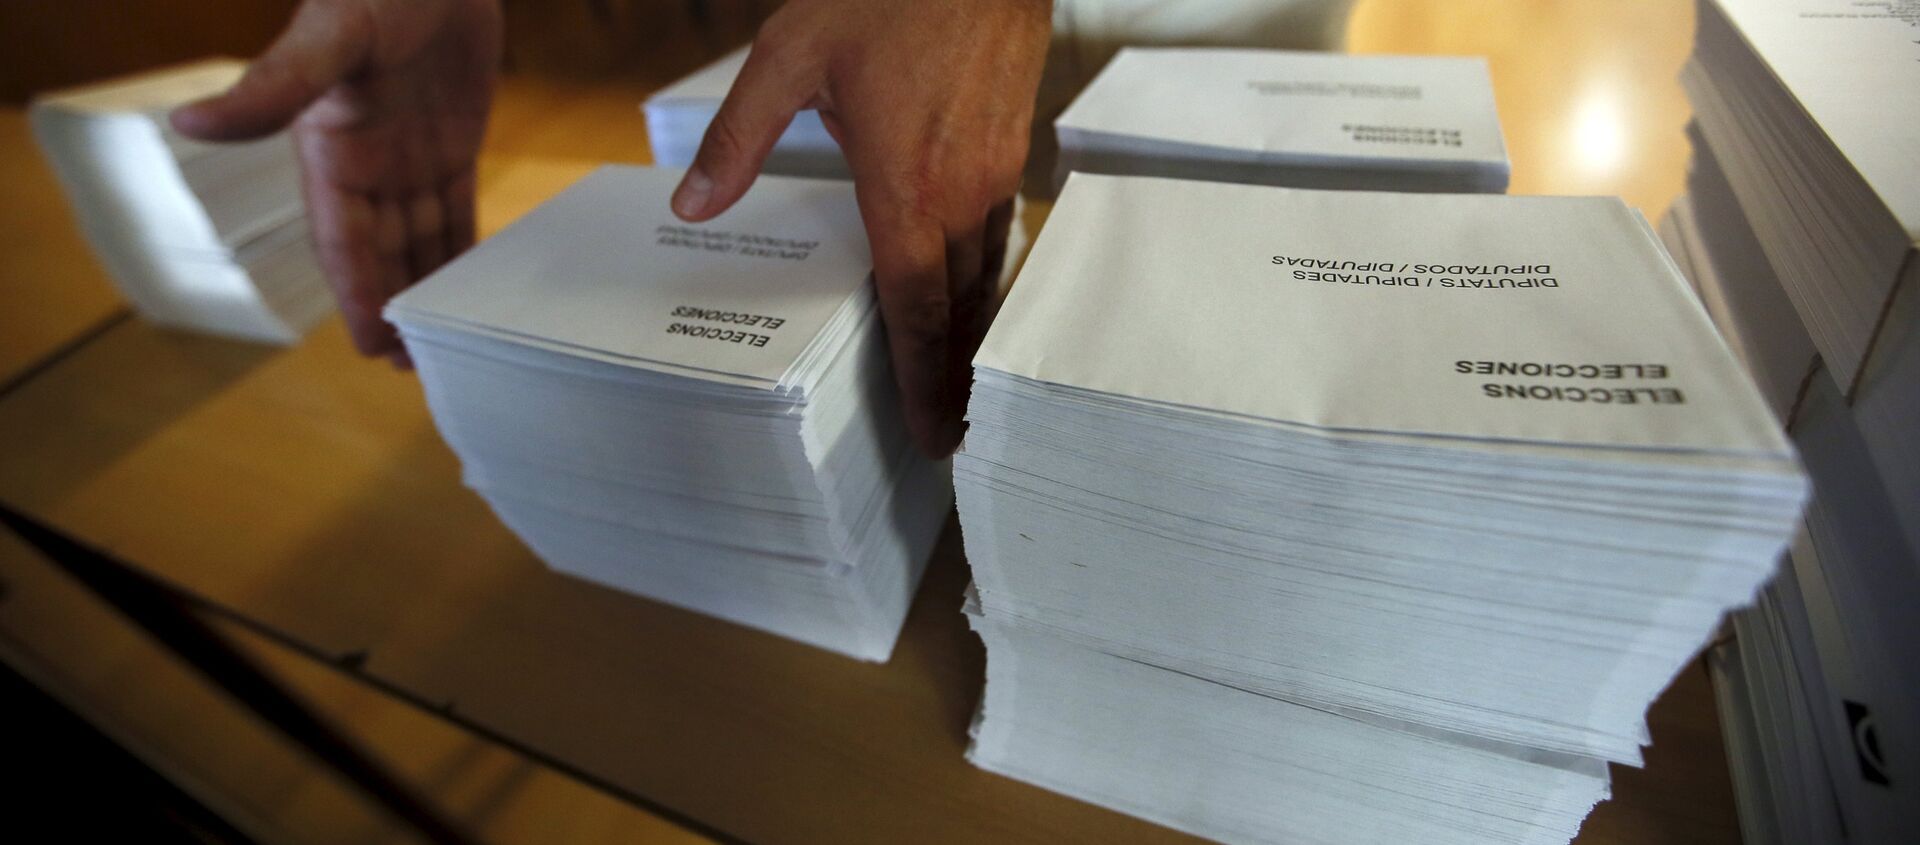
[1571,93,1628,176]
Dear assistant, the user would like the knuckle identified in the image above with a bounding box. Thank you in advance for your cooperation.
[971,173,1005,215]
[898,156,948,221]
[703,115,753,164]
[305,0,373,53]
[748,22,805,70]
[991,157,1026,198]
[749,28,784,59]
[983,137,1029,195]
[406,194,445,238]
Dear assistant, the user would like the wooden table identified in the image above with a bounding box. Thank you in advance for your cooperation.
[0,110,127,388]
[0,2,1739,842]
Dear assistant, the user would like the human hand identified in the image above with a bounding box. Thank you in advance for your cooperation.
[670,0,1052,456]
[171,0,501,366]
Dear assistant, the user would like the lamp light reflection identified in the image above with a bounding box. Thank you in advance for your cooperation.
[1571,93,1627,176]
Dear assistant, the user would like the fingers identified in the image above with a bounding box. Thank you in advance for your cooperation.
[302,162,406,361]
[939,197,1017,449]
[442,168,478,259]
[316,221,402,360]
[980,197,1015,299]
[405,191,448,280]
[319,186,448,367]
[944,221,987,445]
[860,198,962,457]
[170,0,371,141]
[951,197,1014,396]
[671,42,821,222]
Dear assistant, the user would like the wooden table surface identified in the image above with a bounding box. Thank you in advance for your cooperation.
[0,2,1739,842]
[0,109,127,388]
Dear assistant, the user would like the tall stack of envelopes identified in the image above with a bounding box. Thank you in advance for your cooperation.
[959,173,1807,843]
[388,166,949,662]
[1664,1,1920,841]
[1051,48,1509,193]
[31,59,329,343]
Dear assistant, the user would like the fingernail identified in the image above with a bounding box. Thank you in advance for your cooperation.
[672,168,713,219]
[168,101,212,136]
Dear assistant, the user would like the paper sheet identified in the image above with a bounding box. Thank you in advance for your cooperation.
[1057,48,1506,170]
[1713,0,1920,242]
[976,174,1792,457]
[388,166,872,386]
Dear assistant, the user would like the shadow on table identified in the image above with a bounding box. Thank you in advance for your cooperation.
[281,482,990,840]
[0,320,276,509]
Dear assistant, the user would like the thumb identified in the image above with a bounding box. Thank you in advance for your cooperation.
[671,43,820,222]
[170,0,371,141]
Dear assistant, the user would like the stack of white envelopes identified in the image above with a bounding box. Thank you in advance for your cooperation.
[1674,3,1920,840]
[1052,47,1509,194]
[1684,0,1920,552]
[966,592,1614,845]
[1669,170,1920,845]
[956,174,1807,843]
[1702,371,1920,845]
[1656,130,1812,423]
[386,166,949,662]
[31,58,329,343]
[644,48,846,178]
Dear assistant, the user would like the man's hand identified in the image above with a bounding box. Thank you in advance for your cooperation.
[171,0,500,367]
[671,0,1052,456]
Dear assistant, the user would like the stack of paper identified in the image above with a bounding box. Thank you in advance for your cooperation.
[1671,202,1920,845]
[643,48,846,179]
[1691,361,1920,845]
[1656,130,1812,423]
[1028,0,1358,191]
[956,173,1806,843]
[30,59,328,343]
[1683,0,1920,552]
[1667,150,1919,845]
[1671,3,1920,840]
[966,589,1612,845]
[1051,48,1509,194]
[385,166,949,662]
